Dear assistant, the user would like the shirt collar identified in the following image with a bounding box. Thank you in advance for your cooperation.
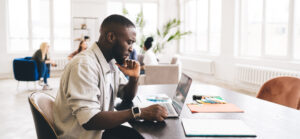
[91,42,116,74]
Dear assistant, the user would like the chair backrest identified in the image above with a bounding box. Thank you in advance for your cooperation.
[144,64,179,85]
[28,92,57,139]
[257,76,300,110]
[170,57,178,64]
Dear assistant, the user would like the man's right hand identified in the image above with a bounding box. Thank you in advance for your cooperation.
[140,104,168,122]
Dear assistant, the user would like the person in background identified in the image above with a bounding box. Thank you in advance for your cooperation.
[31,42,56,90]
[141,37,158,71]
[68,40,88,60]
[129,48,137,61]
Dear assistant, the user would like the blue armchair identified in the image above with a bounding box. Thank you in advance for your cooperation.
[13,57,49,82]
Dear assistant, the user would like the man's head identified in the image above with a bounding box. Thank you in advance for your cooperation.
[98,14,136,65]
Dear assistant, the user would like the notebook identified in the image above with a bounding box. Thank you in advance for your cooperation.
[137,73,192,117]
[187,103,244,113]
[181,118,256,137]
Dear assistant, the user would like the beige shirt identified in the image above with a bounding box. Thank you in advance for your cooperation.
[53,43,128,139]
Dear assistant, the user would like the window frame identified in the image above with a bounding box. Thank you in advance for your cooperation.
[237,0,296,61]
[179,0,222,56]
[6,0,71,54]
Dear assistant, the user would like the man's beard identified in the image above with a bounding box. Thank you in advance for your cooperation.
[115,56,125,65]
[112,40,125,65]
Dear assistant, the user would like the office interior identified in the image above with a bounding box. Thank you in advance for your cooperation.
[0,0,300,138]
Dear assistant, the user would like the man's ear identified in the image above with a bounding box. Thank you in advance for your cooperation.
[106,32,116,43]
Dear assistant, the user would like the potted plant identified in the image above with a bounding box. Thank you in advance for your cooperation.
[122,9,191,54]
[153,19,191,54]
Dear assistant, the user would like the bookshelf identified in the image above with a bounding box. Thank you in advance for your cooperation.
[72,17,99,50]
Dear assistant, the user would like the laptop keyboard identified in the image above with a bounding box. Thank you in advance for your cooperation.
[159,103,177,116]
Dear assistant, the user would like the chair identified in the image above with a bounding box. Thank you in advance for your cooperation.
[28,92,57,139]
[257,76,300,110]
[13,57,50,88]
[13,57,39,81]
[138,56,181,85]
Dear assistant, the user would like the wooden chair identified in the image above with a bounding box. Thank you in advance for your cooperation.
[28,92,57,139]
[257,76,300,110]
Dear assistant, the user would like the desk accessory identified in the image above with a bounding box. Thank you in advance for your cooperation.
[187,103,244,113]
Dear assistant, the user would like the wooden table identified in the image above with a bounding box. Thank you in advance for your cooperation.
[127,84,300,139]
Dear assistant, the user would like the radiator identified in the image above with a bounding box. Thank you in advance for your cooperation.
[236,64,300,85]
[51,57,69,71]
[180,57,214,74]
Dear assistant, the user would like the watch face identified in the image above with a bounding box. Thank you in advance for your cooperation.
[133,107,140,113]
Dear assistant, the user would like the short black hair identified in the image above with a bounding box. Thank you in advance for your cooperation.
[144,37,154,50]
[101,14,135,32]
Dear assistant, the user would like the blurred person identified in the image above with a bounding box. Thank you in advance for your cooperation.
[141,37,158,71]
[68,40,88,60]
[31,42,56,90]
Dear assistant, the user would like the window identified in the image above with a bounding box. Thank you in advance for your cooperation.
[7,0,71,53]
[107,1,158,36]
[294,0,300,59]
[107,0,158,52]
[239,0,299,59]
[181,0,222,55]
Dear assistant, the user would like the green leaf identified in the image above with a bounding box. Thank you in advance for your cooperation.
[157,29,161,36]
[122,8,128,15]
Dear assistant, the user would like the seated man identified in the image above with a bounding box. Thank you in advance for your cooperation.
[53,14,168,139]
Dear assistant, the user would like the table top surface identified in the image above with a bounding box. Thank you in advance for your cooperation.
[128,83,300,139]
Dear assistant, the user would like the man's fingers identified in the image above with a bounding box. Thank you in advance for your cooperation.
[133,61,136,68]
[128,60,133,68]
[158,116,164,122]
[123,59,127,67]
[162,112,168,118]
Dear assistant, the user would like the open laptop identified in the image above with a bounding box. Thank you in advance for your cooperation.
[137,73,192,118]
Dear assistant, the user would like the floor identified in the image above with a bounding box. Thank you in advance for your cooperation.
[0,78,60,139]
[0,77,256,139]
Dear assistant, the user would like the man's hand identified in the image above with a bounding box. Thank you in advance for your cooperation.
[116,60,140,78]
[140,104,168,122]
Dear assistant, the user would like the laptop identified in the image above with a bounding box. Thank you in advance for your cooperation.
[137,73,192,118]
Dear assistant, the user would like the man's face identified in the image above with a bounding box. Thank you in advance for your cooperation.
[112,27,136,65]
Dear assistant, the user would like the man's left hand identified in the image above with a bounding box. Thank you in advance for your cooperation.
[116,60,140,78]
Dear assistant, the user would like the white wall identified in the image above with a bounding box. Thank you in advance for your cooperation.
[0,0,179,78]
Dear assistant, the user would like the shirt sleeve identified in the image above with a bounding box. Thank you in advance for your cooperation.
[66,62,102,125]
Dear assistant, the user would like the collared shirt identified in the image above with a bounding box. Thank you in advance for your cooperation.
[53,42,128,139]
[143,49,158,65]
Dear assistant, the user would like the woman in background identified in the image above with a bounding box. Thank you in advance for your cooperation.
[141,37,158,71]
[68,40,88,60]
[32,42,56,90]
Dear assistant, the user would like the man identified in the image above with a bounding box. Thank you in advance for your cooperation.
[53,15,168,139]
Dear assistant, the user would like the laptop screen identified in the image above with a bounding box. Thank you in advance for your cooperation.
[172,73,192,113]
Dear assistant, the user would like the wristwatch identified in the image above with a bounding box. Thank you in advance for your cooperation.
[131,107,141,119]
